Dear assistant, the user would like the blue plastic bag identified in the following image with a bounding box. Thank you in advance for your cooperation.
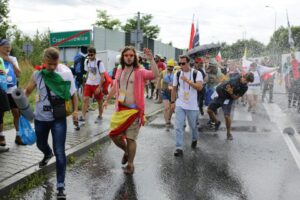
[18,115,36,145]
[0,75,7,91]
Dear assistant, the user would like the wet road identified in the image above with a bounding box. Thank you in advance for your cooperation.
[18,100,300,200]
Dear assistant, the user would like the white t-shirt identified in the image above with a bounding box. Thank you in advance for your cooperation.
[84,59,106,85]
[173,69,203,110]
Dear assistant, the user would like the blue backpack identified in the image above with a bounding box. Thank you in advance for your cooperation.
[73,53,85,76]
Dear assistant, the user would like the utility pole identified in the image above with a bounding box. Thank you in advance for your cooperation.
[136,11,141,51]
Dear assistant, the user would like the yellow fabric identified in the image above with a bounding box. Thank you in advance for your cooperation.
[110,109,139,131]
[65,100,73,116]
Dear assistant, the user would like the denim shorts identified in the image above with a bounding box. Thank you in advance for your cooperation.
[208,97,233,115]
[161,90,171,101]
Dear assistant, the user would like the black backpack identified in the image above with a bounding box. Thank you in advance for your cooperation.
[176,69,198,90]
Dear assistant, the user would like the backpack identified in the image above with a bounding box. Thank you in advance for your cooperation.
[176,69,198,90]
[73,53,85,76]
[87,60,112,95]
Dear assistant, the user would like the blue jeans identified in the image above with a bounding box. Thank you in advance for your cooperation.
[175,106,199,150]
[34,119,67,189]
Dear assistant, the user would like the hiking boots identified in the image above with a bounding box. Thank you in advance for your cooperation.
[57,187,66,199]
[39,153,54,168]
[0,136,6,146]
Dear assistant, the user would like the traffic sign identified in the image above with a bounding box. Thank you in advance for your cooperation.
[50,30,91,47]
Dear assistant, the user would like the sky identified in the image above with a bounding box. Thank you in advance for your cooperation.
[8,0,300,49]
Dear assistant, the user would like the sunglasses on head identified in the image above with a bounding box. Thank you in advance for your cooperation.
[178,62,186,66]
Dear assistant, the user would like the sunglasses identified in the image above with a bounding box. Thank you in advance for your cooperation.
[124,54,134,57]
[178,62,186,66]
[88,53,95,57]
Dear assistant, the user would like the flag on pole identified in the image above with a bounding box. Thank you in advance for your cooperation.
[243,46,248,59]
[192,20,200,48]
[286,10,295,49]
[215,51,222,62]
[188,15,195,50]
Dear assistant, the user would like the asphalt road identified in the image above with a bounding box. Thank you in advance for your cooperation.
[18,99,300,200]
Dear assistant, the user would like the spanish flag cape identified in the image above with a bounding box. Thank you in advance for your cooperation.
[109,104,139,138]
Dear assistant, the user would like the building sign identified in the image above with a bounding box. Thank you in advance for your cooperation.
[50,30,91,47]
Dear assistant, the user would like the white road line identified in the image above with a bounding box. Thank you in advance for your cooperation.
[233,106,252,121]
[263,102,300,171]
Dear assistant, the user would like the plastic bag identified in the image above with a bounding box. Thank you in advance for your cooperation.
[18,115,36,145]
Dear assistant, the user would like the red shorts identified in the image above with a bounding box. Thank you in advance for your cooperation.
[83,84,103,100]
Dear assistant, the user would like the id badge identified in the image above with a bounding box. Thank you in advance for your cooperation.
[183,91,190,101]
[118,90,126,103]
[224,99,230,105]
[35,94,40,102]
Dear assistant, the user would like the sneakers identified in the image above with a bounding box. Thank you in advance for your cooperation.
[57,187,66,199]
[15,135,26,145]
[174,149,183,157]
[215,121,221,131]
[39,153,54,168]
[79,116,85,122]
[227,133,233,140]
[0,135,6,146]
[191,140,197,148]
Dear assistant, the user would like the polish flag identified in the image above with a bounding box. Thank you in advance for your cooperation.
[215,51,222,62]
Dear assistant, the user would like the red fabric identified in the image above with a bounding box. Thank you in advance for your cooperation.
[109,104,139,138]
[102,71,112,95]
[262,73,272,81]
[34,64,46,71]
[215,51,222,62]
[291,59,300,80]
[195,57,202,63]
[157,61,165,71]
[189,22,195,50]
[83,84,103,100]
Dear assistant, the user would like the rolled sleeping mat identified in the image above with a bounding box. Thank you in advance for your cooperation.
[11,88,34,121]
[0,89,10,112]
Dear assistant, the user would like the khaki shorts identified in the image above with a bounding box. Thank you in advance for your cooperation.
[124,119,140,141]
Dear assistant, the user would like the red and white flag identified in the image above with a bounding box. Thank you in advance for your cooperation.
[215,51,222,62]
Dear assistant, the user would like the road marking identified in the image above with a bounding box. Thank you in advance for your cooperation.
[263,102,300,171]
[233,106,252,121]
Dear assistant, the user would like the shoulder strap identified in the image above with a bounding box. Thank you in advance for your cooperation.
[192,69,197,83]
[45,84,53,106]
[176,70,181,89]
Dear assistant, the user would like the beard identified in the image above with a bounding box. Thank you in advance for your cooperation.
[124,60,134,67]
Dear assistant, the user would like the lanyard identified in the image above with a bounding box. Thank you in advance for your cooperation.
[182,71,192,90]
[119,68,134,90]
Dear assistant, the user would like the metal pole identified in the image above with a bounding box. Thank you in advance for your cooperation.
[136,11,141,51]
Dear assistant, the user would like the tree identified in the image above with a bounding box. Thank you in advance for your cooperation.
[122,14,160,39]
[94,9,121,30]
[0,0,10,38]
[221,39,266,59]
[268,26,300,54]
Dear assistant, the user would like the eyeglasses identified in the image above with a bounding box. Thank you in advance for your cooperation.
[178,62,186,66]
[88,53,95,57]
[167,67,173,70]
[124,54,134,57]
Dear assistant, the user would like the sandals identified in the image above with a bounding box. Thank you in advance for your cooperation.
[122,165,134,175]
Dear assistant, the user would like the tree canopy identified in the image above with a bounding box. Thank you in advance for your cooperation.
[0,0,10,38]
[94,9,121,30]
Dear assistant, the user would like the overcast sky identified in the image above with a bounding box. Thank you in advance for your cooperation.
[8,0,299,49]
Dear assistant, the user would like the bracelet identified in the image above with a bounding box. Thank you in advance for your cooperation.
[170,101,175,104]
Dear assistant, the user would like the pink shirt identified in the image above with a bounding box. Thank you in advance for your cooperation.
[115,67,155,125]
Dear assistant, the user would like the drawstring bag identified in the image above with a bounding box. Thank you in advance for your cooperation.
[18,115,36,145]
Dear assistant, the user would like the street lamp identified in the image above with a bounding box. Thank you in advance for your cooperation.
[265,5,277,32]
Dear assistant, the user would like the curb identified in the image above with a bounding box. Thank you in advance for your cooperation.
[0,106,163,197]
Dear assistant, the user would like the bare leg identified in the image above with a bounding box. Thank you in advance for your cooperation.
[123,138,136,174]
[224,115,233,140]
[97,98,103,118]
[207,108,218,123]
[163,100,170,124]
[81,96,90,118]
[11,108,20,132]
